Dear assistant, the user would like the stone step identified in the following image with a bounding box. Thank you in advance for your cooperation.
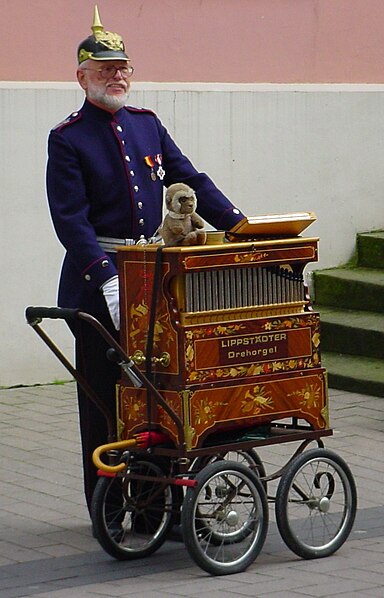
[322,351,384,397]
[357,230,384,269]
[314,266,384,312]
[317,306,384,359]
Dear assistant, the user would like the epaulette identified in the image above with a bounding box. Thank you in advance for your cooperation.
[51,110,82,132]
[124,106,156,116]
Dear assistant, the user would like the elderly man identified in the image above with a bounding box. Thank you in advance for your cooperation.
[46,6,245,517]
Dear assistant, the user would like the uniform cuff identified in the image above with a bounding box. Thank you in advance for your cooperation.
[81,256,118,291]
[217,207,245,231]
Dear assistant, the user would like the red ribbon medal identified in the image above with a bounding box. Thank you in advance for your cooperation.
[144,155,157,181]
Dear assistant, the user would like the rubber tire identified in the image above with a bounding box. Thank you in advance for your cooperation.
[275,448,357,559]
[182,460,268,575]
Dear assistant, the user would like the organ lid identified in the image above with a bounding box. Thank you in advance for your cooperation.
[227,212,317,240]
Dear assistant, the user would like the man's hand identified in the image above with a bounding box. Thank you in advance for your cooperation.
[101,275,120,330]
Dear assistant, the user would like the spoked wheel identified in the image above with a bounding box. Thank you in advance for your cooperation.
[275,448,357,559]
[91,457,179,560]
[182,461,268,575]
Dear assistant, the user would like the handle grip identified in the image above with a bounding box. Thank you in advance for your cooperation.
[25,306,79,325]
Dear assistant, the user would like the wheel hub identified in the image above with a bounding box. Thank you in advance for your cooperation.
[224,510,239,527]
[318,496,331,513]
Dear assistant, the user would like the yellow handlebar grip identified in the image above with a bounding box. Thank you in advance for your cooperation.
[92,439,138,474]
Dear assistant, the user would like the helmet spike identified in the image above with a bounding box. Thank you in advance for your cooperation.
[92,5,104,36]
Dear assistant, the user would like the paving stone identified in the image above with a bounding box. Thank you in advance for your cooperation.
[0,383,383,597]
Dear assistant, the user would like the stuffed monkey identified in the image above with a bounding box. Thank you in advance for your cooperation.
[160,183,207,246]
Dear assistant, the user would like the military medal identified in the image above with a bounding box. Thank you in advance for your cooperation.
[155,154,165,180]
[144,155,157,181]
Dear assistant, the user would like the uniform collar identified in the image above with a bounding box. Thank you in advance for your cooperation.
[82,99,127,121]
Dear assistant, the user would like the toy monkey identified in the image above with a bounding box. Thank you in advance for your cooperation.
[160,183,207,246]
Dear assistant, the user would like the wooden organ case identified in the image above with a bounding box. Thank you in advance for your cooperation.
[117,216,328,451]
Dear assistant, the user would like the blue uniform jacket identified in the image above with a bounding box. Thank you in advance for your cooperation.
[46,99,244,314]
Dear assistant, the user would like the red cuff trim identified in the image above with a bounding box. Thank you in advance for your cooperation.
[81,255,108,276]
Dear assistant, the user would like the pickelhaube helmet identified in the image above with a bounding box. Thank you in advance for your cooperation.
[77,5,129,64]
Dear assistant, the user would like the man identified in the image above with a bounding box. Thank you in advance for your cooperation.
[46,7,245,517]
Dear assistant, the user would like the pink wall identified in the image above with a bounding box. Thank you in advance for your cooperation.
[1,0,384,83]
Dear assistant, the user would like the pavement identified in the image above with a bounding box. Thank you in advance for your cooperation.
[0,382,383,598]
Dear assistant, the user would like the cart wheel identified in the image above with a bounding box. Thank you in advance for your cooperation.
[91,457,178,560]
[275,448,357,559]
[182,461,268,575]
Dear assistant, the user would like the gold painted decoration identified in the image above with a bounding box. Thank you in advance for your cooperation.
[121,393,146,422]
[125,261,175,357]
[129,299,172,349]
[235,251,269,264]
[241,385,274,414]
[288,383,321,409]
[193,398,229,425]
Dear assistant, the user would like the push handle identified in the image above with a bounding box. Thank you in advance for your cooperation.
[25,306,79,325]
[92,439,138,474]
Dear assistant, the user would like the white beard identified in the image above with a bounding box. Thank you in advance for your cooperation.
[87,82,129,111]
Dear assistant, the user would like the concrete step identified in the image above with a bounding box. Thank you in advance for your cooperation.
[357,230,384,269]
[314,266,384,312]
[322,351,384,397]
[317,306,384,359]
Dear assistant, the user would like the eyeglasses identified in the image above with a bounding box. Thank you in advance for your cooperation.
[83,65,134,79]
